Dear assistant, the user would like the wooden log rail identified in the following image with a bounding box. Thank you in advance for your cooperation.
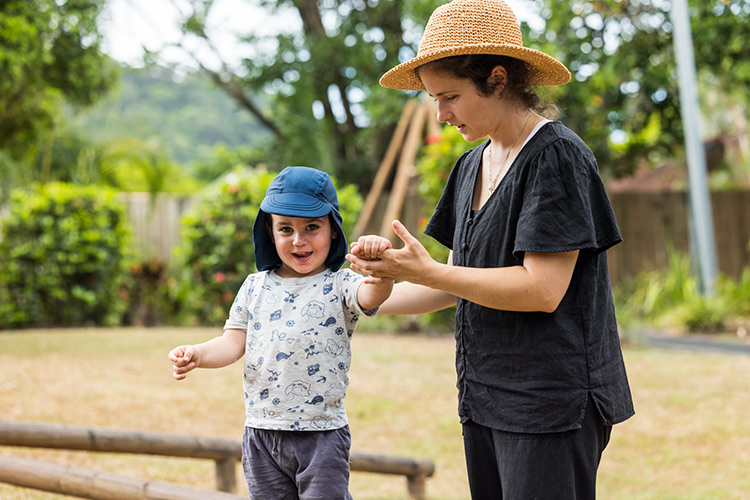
[0,420,435,499]
[0,454,246,500]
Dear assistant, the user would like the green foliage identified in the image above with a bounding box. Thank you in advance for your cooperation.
[162,0,444,187]
[530,0,750,177]
[74,66,271,171]
[0,182,132,328]
[0,0,117,155]
[613,248,750,334]
[174,167,363,326]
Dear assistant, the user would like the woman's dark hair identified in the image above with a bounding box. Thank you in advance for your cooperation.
[417,54,551,113]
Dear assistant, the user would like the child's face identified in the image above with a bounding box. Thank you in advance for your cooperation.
[268,214,335,278]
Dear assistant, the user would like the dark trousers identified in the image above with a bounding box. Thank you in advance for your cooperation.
[462,396,612,500]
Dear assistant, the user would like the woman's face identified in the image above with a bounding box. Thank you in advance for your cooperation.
[419,64,504,143]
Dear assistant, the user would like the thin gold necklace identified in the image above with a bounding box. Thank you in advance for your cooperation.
[487,112,532,196]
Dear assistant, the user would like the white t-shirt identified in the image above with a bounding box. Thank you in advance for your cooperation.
[224,268,374,431]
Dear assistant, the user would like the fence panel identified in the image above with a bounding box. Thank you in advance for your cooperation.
[121,193,194,263]
[608,190,750,283]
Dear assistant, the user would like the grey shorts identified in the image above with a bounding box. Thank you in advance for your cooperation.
[241,425,353,500]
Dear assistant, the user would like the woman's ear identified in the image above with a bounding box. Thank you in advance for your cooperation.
[488,65,508,94]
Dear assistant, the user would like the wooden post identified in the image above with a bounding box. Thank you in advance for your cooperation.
[214,457,237,493]
[379,102,428,240]
[355,99,417,238]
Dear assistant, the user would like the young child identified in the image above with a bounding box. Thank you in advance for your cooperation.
[169,166,392,499]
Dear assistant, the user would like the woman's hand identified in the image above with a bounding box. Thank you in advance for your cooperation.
[347,220,438,286]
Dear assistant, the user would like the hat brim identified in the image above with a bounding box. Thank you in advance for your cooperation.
[380,44,571,91]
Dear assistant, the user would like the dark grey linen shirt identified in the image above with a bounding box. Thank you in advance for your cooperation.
[425,121,634,433]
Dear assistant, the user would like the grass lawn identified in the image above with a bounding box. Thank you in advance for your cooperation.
[0,327,749,499]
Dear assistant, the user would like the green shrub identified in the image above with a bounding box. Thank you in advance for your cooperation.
[0,182,131,328]
[612,248,750,334]
[175,166,363,326]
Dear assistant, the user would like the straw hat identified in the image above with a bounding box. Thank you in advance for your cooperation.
[380,0,570,90]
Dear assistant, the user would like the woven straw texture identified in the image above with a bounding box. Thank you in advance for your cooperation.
[380,0,570,90]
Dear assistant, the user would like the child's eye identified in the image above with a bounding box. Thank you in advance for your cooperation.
[306,224,320,231]
[279,227,293,233]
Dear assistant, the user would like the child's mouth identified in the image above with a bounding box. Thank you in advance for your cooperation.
[293,252,312,262]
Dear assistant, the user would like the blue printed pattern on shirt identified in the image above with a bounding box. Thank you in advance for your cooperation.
[223,269,371,431]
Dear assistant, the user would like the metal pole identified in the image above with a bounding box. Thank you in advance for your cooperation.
[671,0,718,295]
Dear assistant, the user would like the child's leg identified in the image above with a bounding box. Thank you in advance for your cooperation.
[241,427,299,500]
[288,426,353,500]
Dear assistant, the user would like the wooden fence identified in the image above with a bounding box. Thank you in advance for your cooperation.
[0,420,435,500]
[608,190,750,284]
[122,190,750,284]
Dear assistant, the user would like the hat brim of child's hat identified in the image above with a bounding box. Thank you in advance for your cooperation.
[380,44,571,91]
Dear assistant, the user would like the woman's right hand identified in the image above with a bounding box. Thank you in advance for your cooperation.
[347,220,438,286]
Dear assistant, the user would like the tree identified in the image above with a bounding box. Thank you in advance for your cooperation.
[0,0,117,154]
[528,0,750,176]
[149,0,441,187]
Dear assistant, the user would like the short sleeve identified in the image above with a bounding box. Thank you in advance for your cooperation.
[223,274,255,331]
[425,147,480,250]
[336,268,378,317]
[515,138,621,257]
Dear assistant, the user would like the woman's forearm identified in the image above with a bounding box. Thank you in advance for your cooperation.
[422,250,579,312]
[377,281,456,315]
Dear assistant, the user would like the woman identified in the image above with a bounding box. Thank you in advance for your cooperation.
[347,0,634,498]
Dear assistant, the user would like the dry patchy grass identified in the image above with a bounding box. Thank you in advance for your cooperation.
[0,328,748,499]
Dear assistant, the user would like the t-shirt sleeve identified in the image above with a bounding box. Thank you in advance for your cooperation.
[223,274,255,331]
[338,269,379,317]
[514,138,622,257]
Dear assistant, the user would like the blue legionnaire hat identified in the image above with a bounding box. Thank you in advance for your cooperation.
[253,166,347,272]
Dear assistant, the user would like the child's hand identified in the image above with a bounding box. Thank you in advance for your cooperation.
[168,345,199,380]
[351,235,392,260]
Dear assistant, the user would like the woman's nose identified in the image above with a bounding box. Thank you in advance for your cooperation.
[435,102,451,124]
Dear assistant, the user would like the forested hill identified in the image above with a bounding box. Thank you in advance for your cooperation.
[76,65,269,166]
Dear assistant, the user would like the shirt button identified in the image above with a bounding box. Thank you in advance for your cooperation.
[467,219,473,226]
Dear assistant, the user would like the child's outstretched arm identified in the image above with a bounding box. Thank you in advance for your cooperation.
[351,235,394,310]
[168,328,246,380]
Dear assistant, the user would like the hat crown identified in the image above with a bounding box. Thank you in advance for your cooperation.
[419,0,521,56]
[379,0,570,90]
[264,166,339,211]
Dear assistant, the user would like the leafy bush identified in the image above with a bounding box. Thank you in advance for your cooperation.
[0,182,131,328]
[175,166,363,326]
[613,248,750,334]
